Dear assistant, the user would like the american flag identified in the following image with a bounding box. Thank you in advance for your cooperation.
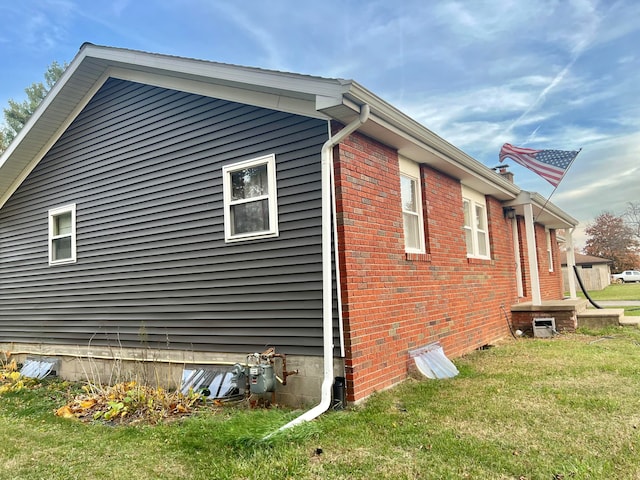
[499,143,579,187]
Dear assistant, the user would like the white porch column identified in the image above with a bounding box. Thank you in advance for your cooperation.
[511,217,523,297]
[566,227,577,299]
[524,202,542,305]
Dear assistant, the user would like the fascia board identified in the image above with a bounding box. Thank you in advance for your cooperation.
[529,191,579,227]
[0,45,349,208]
[83,44,352,101]
[0,48,109,209]
[504,191,579,228]
[0,47,89,168]
[342,82,521,200]
[108,67,329,120]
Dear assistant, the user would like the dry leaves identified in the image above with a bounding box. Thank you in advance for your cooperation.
[55,381,206,424]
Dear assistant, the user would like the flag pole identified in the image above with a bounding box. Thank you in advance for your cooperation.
[533,148,581,222]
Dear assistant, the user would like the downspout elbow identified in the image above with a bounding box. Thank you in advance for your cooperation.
[272,104,370,435]
[359,104,370,123]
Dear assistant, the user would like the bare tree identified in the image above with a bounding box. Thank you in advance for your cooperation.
[623,201,640,241]
[584,211,639,272]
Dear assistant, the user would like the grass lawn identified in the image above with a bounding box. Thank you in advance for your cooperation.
[582,283,640,301]
[3,329,640,479]
[573,283,640,316]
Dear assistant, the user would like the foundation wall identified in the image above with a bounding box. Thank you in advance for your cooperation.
[1,343,341,408]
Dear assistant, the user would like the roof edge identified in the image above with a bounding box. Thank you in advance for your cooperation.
[343,81,521,199]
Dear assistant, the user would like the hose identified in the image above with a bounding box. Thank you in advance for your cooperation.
[573,265,602,309]
[500,304,518,339]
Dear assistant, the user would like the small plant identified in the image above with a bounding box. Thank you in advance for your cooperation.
[0,353,37,394]
[56,381,207,424]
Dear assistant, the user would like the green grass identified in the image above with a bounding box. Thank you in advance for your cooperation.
[571,283,640,316]
[580,283,640,301]
[4,330,640,479]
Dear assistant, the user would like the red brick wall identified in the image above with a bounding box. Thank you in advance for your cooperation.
[516,218,564,302]
[537,228,564,299]
[334,131,522,402]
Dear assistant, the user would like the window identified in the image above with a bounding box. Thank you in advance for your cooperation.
[223,154,278,242]
[546,229,554,272]
[48,204,76,265]
[399,157,425,253]
[462,186,490,259]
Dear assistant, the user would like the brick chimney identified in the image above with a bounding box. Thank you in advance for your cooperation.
[494,165,514,183]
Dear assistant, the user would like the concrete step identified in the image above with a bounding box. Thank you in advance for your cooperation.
[577,308,625,329]
[620,316,640,327]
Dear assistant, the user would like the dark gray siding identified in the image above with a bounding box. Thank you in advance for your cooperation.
[0,78,333,356]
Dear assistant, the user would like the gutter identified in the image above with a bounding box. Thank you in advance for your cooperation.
[344,82,521,199]
[273,104,370,434]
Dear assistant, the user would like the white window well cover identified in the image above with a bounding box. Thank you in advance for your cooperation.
[409,343,459,379]
[181,367,238,399]
[20,357,58,379]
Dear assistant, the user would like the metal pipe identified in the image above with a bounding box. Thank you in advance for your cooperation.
[6,350,242,366]
[272,353,297,385]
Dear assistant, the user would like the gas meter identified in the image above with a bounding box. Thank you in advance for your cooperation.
[229,349,298,398]
[249,363,275,394]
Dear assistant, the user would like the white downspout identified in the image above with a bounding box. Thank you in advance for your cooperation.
[275,105,370,433]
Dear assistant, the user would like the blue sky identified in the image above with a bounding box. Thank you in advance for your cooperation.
[1,0,638,248]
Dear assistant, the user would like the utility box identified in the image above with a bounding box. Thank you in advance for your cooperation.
[533,318,556,338]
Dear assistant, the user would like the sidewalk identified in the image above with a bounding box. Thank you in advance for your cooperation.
[596,300,640,307]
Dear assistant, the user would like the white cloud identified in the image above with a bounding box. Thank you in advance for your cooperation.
[1,0,638,250]
[206,3,285,69]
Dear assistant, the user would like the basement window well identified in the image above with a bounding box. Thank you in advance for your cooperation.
[181,366,241,400]
[409,343,459,379]
[20,357,58,379]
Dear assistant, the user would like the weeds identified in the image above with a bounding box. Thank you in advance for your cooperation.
[55,381,206,425]
[0,355,37,394]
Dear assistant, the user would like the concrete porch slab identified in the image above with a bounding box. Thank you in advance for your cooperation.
[511,299,589,312]
[510,299,588,334]
[577,308,625,329]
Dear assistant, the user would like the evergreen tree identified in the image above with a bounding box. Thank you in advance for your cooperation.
[1,61,67,152]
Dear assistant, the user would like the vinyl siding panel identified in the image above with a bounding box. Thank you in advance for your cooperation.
[0,78,333,356]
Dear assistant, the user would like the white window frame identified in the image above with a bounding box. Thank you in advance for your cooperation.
[462,185,490,260]
[546,228,554,272]
[399,157,425,254]
[223,154,279,243]
[48,203,77,265]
